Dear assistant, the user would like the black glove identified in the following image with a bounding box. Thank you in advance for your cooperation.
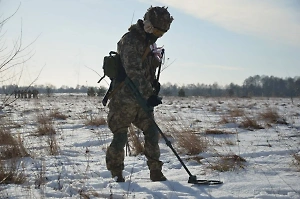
[147,95,162,107]
[153,79,161,95]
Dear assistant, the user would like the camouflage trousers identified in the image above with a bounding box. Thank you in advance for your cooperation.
[106,99,163,172]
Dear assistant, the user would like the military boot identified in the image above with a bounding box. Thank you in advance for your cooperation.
[111,170,125,182]
[150,170,167,181]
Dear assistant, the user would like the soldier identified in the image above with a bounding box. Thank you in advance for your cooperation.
[32,89,39,99]
[27,90,32,98]
[105,6,173,182]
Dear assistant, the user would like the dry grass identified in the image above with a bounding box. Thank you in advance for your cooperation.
[37,114,51,126]
[186,156,203,163]
[36,113,56,136]
[239,116,264,130]
[209,154,246,172]
[49,109,68,120]
[47,134,59,155]
[36,123,56,136]
[205,129,235,135]
[128,125,144,156]
[35,111,60,155]
[229,107,244,117]
[175,130,208,155]
[0,128,28,185]
[292,153,300,171]
[0,129,29,160]
[259,108,287,125]
[219,115,236,124]
[85,115,107,126]
[34,161,46,189]
[0,161,26,184]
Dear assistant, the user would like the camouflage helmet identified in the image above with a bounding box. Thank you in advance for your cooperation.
[144,6,174,32]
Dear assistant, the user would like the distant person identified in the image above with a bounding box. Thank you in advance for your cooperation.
[105,6,173,182]
[32,89,39,99]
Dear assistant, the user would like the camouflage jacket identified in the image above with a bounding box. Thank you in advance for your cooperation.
[109,20,160,106]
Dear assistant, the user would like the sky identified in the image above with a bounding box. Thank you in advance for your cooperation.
[1,0,300,88]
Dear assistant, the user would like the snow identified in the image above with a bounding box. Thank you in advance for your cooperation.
[1,94,300,198]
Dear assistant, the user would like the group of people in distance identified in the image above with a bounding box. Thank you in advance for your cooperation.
[13,89,39,99]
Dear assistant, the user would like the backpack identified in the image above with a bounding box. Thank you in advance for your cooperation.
[97,51,124,83]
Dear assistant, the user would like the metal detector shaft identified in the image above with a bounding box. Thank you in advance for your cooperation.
[124,77,194,178]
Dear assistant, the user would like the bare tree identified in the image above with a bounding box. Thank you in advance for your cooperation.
[0,3,40,108]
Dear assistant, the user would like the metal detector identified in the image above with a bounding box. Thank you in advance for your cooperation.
[124,77,223,185]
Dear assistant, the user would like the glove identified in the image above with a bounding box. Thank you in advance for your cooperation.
[147,95,162,107]
[153,79,161,95]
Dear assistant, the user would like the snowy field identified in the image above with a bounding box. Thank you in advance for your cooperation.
[0,94,300,199]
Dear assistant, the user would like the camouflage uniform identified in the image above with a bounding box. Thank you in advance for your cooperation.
[105,6,173,182]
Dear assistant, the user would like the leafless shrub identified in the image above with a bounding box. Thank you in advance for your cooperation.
[0,3,39,107]
[239,116,264,130]
[209,154,246,172]
[175,130,208,155]
[85,115,107,126]
[128,125,144,156]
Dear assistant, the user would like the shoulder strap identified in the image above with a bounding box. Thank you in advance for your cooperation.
[142,46,151,61]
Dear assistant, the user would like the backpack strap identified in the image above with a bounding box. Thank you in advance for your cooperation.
[142,46,151,61]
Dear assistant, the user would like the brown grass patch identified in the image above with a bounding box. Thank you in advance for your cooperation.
[0,161,26,184]
[47,134,59,155]
[205,129,234,135]
[37,114,51,126]
[292,153,300,171]
[209,154,246,172]
[49,109,68,120]
[128,125,144,156]
[0,129,29,160]
[219,115,236,124]
[176,130,208,155]
[229,107,244,117]
[0,128,28,185]
[259,108,287,125]
[186,156,203,163]
[239,116,264,130]
[85,115,107,126]
[36,123,56,136]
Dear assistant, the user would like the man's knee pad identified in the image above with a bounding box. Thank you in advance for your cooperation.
[144,124,159,145]
[110,132,128,151]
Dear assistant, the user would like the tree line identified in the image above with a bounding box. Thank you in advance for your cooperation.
[1,75,300,98]
[160,75,300,98]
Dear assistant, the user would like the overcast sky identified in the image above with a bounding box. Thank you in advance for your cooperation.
[1,0,300,88]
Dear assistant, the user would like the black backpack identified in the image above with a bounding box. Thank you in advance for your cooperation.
[97,51,125,83]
